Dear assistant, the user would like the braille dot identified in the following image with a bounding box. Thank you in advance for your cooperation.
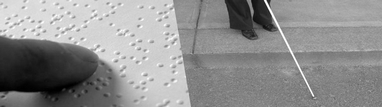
[119,55,126,59]
[141,87,148,91]
[102,82,110,86]
[73,3,79,6]
[128,33,135,37]
[172,70,178,74]
[164,82,171,87]
[68,89,76,93]
[135,61,142,65]
[177,100,184,105]
[40,0,46,4]
[109,23,115,26]
[134,85,140,89]
[58,6,64,9]
[116,94,123,98]
[135,47,142,51]
[137,25,143,28]
[130,56,136,60]
[140,81,147,85]
[148,77,154,81]
[103,93,111,97]
[112,59,119,63]
[117,3,124,6]
[170,64,177,68]
[65,11,71,15]
[176,60,183,64]
[138,17,144,21]
[133,99,140,104]
[164,24,170,28]
[51,97,59,102]
[74,94,81,98]
[80,37,86,41]
[100,48,106,52]
[163,15,169,19]
[157,63,164,67]
[12,14,18,17]
[111,5,117,9]
[148,39,154,43]
[84,4,90,7]
[164,45,170,48]
[143,49,149,53]
[138,5,144,9]
[149,6,155,9]
[120,73,127,78]
[81,90,88,94]
[106,2,112,5]
[142,56,149,61]
[21,6,27,9]
[156,18,162,22]
[128,80,135,84]
[95,86,103,90]
[103,13,110,17]
[70,15,76,19]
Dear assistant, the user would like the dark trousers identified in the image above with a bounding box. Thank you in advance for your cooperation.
[225,0,272,30]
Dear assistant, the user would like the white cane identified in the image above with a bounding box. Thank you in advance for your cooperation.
[263,0,316,99]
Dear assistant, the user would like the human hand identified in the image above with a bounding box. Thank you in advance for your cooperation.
[0,37,98,92]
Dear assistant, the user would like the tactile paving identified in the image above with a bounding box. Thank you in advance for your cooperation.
[0,0,190,107]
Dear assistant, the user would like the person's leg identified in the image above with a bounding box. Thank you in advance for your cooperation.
[225,0,253,30]
[251,0,272,25]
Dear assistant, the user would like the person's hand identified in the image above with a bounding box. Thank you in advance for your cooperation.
[0,37,98,92]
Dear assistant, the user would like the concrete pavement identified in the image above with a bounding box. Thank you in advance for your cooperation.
[174,0,382,106]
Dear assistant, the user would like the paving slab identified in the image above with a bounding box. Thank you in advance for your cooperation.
[194,27,382,54]
[174,0,200,29]
[186,65,382,107]
[198,0,382,29]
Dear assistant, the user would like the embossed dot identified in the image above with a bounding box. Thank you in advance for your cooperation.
[117,3,124,6]
[109,23,115,26]
[112,59,119,63]
[102,82,109,87]
[170,64,177,68]
[81,89,88,94]
[103,93,111,97]
[128,80,135,84]
[120,73,127,78]
[164,23,170,28]
[95,86,103,90]
[73,3,79,7]
[135,61,142,65]
[138,5,144,9]
[84,4,90,8]
[156,18,162,22]
[177,100,184,105]
[164,82,171,87]
[138,17,144,21]
[148,39,154,43]
[157,63,164,67]
[171,78,178,83]
[149,6,155,9]
[143,49,149,53]
[119,55,126,59]
[21,6,27,9]
[148,77,154,81]
[137,25,143,28]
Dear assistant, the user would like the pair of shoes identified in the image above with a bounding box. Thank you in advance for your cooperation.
[263,24,278,32]
[241,29,258,40]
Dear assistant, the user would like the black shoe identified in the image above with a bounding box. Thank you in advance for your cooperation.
[241,29,258,40]
[263,24,278,32]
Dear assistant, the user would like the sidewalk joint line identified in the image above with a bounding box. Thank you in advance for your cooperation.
[191,0,203,54]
